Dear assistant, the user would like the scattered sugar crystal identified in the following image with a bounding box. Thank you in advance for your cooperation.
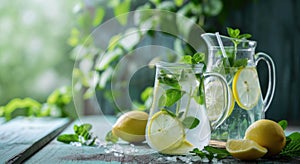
[165,156,177,162]
[157,157,163,161]
[70,142,82,147]
[178,156,191,163]
[202,158,209,162]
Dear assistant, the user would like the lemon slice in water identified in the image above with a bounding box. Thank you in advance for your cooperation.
[232,68,261,110]
[147,111,193,154]
[205,79,235,121]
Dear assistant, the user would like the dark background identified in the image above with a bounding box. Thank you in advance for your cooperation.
[220,0,300,125]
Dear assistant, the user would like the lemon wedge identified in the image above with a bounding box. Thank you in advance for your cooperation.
[205,79,234,121]
[160,140,194,155]
[232,68,261,110]
[226,139,267,160]
[112,111,148,143]
[147,111,188,154]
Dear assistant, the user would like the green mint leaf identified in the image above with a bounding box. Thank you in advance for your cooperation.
[74,123,92,139]
[190,148,207,158]
[237,33,252,39]
[158,71,180,89]
[181,55,192,64]
[57,134,79,144]
[204,146,231,159]
[161,108,176,117]
[193,76,205,105]
[287,132,300,140]
[192,52,205,64]
[278,120,288,130]
[81,123,92,131]
[280,132,300,157]
[191,146,231,162]
[233,58,248,68]
[165,89,184,107]
[177,111,184,119]
[227,27,240,38]
[182,116,200,129]
[105,130,119,143]
[158,94,167,107]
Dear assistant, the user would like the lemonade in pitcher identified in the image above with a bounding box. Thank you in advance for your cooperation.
[146,61,232,155]
[201,29,276,141]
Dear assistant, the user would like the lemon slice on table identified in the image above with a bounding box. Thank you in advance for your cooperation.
[147,111,193,154]
[232,68,261,110]
[205,79,235,121]
[226,139,267,160]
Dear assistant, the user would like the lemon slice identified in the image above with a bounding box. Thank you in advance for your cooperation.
[160,140,193,155]
[205,79,235,121]
[232,68,261,110]
[147,111,186,152]
[226,139,267,160]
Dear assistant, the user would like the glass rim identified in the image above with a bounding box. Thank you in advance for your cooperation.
[201,33,257,45]
[155,61,204,69]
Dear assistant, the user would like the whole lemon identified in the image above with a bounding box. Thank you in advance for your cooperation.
[112,111,148,143]
[244,119,286,156]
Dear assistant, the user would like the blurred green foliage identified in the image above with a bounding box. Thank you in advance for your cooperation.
[0,0,78,105]
[0,86,75,121]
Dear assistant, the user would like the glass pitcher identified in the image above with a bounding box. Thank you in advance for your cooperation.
[145,61,232,155]
[201,33,276,141]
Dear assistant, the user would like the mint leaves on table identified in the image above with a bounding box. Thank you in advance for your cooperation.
[191,146,231,162]
[278,120,300,158]
[57,123,97,146]
[105,130,119,143]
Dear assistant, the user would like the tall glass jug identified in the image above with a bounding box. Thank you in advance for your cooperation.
[145,61,232,155]
[201,33,276,140]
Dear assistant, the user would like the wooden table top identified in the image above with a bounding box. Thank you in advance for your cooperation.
[0,116,299,163]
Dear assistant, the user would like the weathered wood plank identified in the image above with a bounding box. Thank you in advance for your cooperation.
[0,117,71,164]
[26,116,300,163]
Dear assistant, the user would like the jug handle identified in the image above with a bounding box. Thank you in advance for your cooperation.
[203,72,231,130]
[255,52,276,112]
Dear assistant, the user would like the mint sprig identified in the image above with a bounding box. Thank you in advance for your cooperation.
[222,27,252,73]
[57,123,97,146]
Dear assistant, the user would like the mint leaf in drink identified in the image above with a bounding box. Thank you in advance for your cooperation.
[158,70,180,89]
[278,120,288,130]
[161,108,176,117]
[192,52,205,64]
[165,89,185,107]
[193,76,205,105]
[181,55,192,64]
[177,111,184,119]
[233,58,248,68]
[182,116,200,129]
